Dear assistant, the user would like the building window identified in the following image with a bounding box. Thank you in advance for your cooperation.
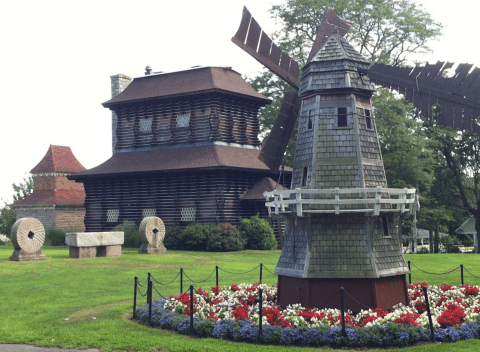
[337,107,347,127]
[301,167,308,187]
[106,209,119,222]
[381,215,391,238]
[139,117,153,132]
[181,207,196,222]
[365,109,373,130]
[176,113,191,128]
[142,208,156,218]
[307,110,314,130]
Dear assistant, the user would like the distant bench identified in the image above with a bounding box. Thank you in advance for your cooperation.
[65,232,124,258]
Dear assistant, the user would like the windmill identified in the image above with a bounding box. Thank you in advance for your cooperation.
[232,7,479,311]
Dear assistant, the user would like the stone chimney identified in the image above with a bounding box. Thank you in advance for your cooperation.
[110,74,132,153]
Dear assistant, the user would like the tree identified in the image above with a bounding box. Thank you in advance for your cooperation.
[0,174,34,236]
[424,124,480,252]
[12,175,34,202]
[270,0,442,66]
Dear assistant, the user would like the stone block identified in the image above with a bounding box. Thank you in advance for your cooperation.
[65,232,124,247]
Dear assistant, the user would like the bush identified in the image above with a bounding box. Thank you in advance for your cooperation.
[45,227,67,246]
[113,221,141,248]
[417,247,430,254]
[163,226,184,250]
[206,223,246,252]
[239,215,277,250]
[180,223,215,251]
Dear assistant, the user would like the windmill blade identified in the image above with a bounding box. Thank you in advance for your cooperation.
[307,9,353,63]
[259,91,301,172]
[369,62,480,133]
[232,6,301,89]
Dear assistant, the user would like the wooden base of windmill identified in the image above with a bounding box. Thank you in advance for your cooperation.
[277,274,408,312]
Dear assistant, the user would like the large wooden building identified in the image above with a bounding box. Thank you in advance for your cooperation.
[69,67,289,232]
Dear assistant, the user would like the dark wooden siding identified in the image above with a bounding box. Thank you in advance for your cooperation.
[83,169,277,232]
[113,93,262,151]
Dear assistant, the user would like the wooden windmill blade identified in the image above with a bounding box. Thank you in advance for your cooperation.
[232,6,301,89]
[369,62,480,133]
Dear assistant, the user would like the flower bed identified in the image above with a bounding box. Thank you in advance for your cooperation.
[135,282,480,347]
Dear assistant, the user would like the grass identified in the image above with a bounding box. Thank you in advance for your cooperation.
[1,245,480,351]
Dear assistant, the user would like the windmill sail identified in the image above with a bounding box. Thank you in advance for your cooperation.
[369,62,480,133]
[232,6,301,89]
[259,91,300,172]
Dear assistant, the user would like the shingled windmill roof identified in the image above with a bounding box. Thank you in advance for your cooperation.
[30,145,86,174]
[310,29,369,64]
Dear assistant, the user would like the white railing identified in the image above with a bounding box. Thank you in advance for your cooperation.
[264,187,416,217]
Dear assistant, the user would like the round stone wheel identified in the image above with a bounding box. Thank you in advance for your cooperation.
[139,217,165,245]
[10,218,45,253]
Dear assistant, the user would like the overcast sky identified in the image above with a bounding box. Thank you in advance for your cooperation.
[1,0,479,205]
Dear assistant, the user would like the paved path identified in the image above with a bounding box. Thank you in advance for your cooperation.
[0,345,100,352]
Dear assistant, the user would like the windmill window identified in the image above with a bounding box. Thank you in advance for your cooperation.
[365,109,373,130]
[381,215,391,238]
[177,113,191,128]
[142,208,156,218]
[307,110,314,130]
[337,107,347,127]
[106,209,119,222]
[139,117,153,132]
[181,207,196,222]
[301,167,308,187]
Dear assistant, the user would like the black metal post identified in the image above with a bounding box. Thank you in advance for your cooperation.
[408,260,411,284]
[461,264,464,285]
[422,286,435,342]
[148,279,153,326]
[133,276,138,317]
[180,268,184,293]
[340,287,346,338]
[216,265,219,287]
[260,263,263,283]
[147,272,152,306]
[259,288,263,337]
[189,285,194,334]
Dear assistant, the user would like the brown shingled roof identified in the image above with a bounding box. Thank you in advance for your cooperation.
[69,145,272,180]
[103,67,270,107]
[30,145,86,174]
[12,190,85,207]
[240,177,288,200]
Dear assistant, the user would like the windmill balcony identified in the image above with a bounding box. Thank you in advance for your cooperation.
[264,187,416,217]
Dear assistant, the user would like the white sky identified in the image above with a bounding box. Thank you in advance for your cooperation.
[1,0,479,205]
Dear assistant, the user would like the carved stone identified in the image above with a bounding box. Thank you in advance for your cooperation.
[138,217,167,254]
[65,232,124,258]
[10,218,46,261]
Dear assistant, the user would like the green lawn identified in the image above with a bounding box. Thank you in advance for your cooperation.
[1,245,480,351]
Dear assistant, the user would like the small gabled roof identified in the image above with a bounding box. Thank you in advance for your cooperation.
[310,29,369,64]
[103,66,270,107]
[456,217,477,235]
[240,177,288,200]
[30,145,86,174]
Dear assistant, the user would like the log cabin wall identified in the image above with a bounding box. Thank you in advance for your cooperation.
[82,169,275,232]
[113,92,262,152]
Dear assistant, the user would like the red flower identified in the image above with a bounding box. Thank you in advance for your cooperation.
[232,304,249,320]
[394,312,419,326]
[211,286,221,295]
[178,292,190,305]
[441,283,454,292]
[437,306,466,328]
[195,287,208,297]
[462,284,479,296]
[230,284,241,292]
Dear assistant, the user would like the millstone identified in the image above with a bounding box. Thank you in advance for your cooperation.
[139,217,165,245]
[11,218,45,253]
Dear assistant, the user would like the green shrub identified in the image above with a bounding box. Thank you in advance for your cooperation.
[163,226,184,250]
[239,215,277,250]
[206,223,246,252]
[416,247,429,254]
[194,318,216,337]
[180,223,215,251]
[45,227,67,246]
[113,221,141,248]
